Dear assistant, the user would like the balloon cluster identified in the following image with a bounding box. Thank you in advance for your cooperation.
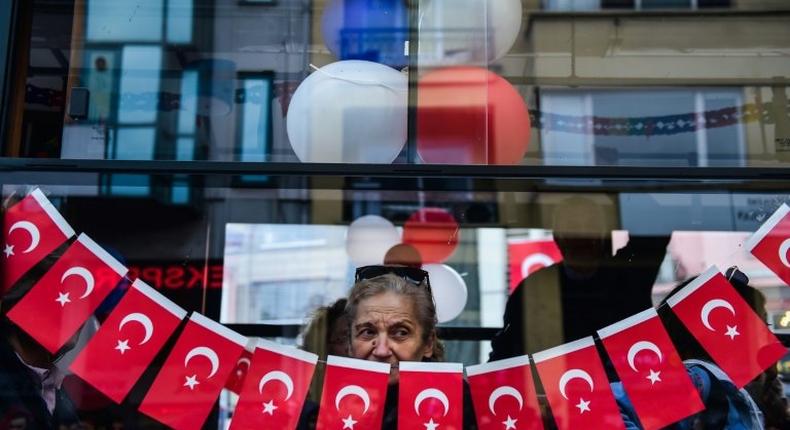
[287,0,530,165]
[346,210,467,323]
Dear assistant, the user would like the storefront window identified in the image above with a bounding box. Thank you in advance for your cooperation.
[1,1,789,429]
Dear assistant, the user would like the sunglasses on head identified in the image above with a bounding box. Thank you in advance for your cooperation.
[354,265,431,288]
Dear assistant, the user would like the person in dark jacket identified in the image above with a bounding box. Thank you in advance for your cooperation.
[0,289,81,429]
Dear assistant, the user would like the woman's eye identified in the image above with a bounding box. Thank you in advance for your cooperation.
[393,329,409,338]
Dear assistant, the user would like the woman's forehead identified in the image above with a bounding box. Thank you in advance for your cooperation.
[355,291,416,322]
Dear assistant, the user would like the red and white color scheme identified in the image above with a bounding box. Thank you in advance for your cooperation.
[667,266,787,388]
[398,362,463,430]
[138,312,247,430]
[533,337,625,430]
[230,339,318,429]
[466,356,544,430]
[225,340,256,395]
[598,308,704,430]
[70,279,186,403]
[745,203,790,287]
[316,355,390,430]
[7,233,127,353]
[2,188,75,293]
[507,239,562,292]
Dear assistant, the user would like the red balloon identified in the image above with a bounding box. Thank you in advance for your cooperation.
[402,208,460,264]
[417,67,531,165]
[383,243,423,268]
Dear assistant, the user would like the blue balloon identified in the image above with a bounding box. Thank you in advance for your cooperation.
[321,0,409,68]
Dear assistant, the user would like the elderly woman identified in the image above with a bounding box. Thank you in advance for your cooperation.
[345,265,476,430]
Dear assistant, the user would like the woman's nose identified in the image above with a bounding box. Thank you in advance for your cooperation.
[371,334,391,358]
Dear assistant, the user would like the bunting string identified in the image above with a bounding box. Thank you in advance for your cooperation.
[25,83,789,137]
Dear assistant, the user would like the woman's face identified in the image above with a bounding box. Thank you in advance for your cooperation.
[350,291,433,382]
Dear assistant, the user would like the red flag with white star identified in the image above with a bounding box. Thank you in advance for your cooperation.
[533,337,625,430]
[467,356,544,430]
[745,203,790,287]
[316,356,390,430]
[598,308,704,430]
[7,233,127,353]
[229,339,318,429]
[69,279,186,403]
[507,239,562,293]
[138,312,246,430]
[398,362,463,430]
[224,340,255,395]
[667,266,787,387]
[2,188,75,293]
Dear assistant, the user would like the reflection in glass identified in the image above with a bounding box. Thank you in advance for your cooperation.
[118,46,163,124]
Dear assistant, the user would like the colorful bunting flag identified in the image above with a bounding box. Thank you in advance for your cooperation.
[533,337,625,430]
[70,279,186,403]
[7,233,127,353]
[138,312,246,430]
[467,355,544,430]
[667,266,787,388]
[2,188,75,293]
[598,308,704,430]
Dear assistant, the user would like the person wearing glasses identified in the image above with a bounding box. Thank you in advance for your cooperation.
[346,265,477,429]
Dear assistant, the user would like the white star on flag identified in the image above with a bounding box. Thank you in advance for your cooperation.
[184,374,199,390]
[502,415,518,430]
[114,339,131,354]
[424,418,439,430]
[725,325,740,340]
[3,244,14,257]
[576,398,591,414]
[55,292,71,307]
[262,399,277,415]
[646,369,662,385]
[342,414,357,429]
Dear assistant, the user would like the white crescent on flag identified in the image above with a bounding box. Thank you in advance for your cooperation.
[335,385,371,414]
[61,267,95,299]
[414,388,450,416]
[626,341,663,372]
[488,386,524,415]
[521,253,555,278]
[184,346,220,379]
[779,238,790,268]
[700,299,736,332]
[558,369,594,400]
[8,221,40,254]
[118,312,154,345]
[258,370,294,400]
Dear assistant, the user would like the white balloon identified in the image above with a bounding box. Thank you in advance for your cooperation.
[418,0,522,65]
[346,215,401,267]
[286,61,407,163]
[423,264,467,323]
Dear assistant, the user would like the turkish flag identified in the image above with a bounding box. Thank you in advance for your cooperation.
[667,266,787,387]
[467,356,544,430]
[398,362,463,430]
[138,312,247,430]
[2,188,75,293]
[316,355,390,430]
[507,239,562,292]
[224,340,256,395]
[230,339,318,429]
[70,279,186,403]
[598,308,704,430]
[746,203,790,287]
[533,337,625,430]
[7,233,127,353]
